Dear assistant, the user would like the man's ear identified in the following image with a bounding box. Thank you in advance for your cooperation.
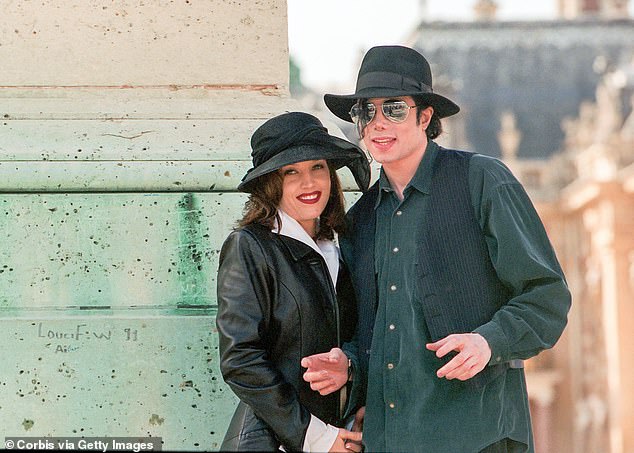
[420,106,434,130]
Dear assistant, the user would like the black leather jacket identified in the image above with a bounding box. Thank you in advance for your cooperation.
[216,223,356,451]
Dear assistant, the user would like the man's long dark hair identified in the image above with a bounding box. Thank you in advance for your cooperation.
[238,163,347,240]
[413,95,443,140]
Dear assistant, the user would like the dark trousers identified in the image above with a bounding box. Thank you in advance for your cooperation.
[479,438,526,453]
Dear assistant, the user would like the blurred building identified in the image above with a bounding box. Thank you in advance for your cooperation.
[497,55,634,453]
[404,3,634,160]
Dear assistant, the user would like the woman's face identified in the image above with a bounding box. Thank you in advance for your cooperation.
[278,159,331,237]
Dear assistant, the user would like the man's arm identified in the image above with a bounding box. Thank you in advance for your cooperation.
[426,156,571,382]
[469,157,570,368]
[469,156,571,365]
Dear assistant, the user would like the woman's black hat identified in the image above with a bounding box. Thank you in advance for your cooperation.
[238,112,371,193]
[324,45,460,123]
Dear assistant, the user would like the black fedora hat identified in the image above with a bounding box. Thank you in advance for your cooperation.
[238,112,371,193]
[324,45,460,123]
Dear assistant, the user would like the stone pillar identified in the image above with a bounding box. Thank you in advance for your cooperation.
[0,0,292,193]
[0,1,300,449]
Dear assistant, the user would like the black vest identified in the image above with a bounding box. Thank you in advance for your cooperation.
[341,147,512,393]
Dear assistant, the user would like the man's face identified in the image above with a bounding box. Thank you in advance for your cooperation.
[360,96,433,171]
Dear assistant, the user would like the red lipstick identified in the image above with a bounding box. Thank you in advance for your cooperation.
[296,191,321,204]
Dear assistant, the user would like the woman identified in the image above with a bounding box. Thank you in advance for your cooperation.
[216,112,370,452]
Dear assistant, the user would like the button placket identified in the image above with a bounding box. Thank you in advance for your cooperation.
[383,199,405,426]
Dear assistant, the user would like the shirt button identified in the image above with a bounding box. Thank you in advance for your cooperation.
[387,363,394,370]
[390,285,397,291]
[496,356,502,362]
[396,210,402,216]
[392,247,399,253]
[389,402,395,409]
[389,324,395,330]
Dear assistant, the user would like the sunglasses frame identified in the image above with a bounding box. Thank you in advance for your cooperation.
[349,99,420,126]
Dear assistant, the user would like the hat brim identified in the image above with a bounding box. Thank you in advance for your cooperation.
[324,89,460,123]
[238,137,370,193]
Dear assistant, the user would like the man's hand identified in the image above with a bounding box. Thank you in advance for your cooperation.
[426,333,492,381]
[329,428,363,453]
[301,347,349,395]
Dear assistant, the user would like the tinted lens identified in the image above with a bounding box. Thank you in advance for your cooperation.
[382,101,410,123]
[350,102,376,125]
[350,101,412,125]
[349,104,361,123]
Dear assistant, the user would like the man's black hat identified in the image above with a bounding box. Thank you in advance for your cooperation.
[238,112,371,193]
[324,45,460,122]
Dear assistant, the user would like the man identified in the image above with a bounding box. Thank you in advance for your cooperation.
[301,45,571,452]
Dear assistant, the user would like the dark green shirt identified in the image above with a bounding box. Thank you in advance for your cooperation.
[363,142,568,452]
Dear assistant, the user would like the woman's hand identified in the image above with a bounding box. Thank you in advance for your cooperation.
[329,428,362,452]
[301,347,349,395]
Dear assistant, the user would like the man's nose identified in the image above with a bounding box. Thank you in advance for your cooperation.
[371,106,388,128]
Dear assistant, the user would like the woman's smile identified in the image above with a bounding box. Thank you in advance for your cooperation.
[278,160,331,236]
[297,191,322,204]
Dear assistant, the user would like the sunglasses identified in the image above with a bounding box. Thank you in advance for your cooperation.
[349,100,420,126]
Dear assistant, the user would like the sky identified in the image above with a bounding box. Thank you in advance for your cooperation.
[287,0,623,92]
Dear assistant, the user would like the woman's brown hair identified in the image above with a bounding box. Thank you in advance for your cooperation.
[238,162,347,240]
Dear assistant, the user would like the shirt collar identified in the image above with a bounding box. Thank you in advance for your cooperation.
[374,140,440,209]
[272,210,340,288]
[272,209,318,250]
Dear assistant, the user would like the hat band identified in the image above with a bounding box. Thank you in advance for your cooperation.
[356,71,433,94]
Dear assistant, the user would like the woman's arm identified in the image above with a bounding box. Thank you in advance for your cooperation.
[216,230,310,451]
